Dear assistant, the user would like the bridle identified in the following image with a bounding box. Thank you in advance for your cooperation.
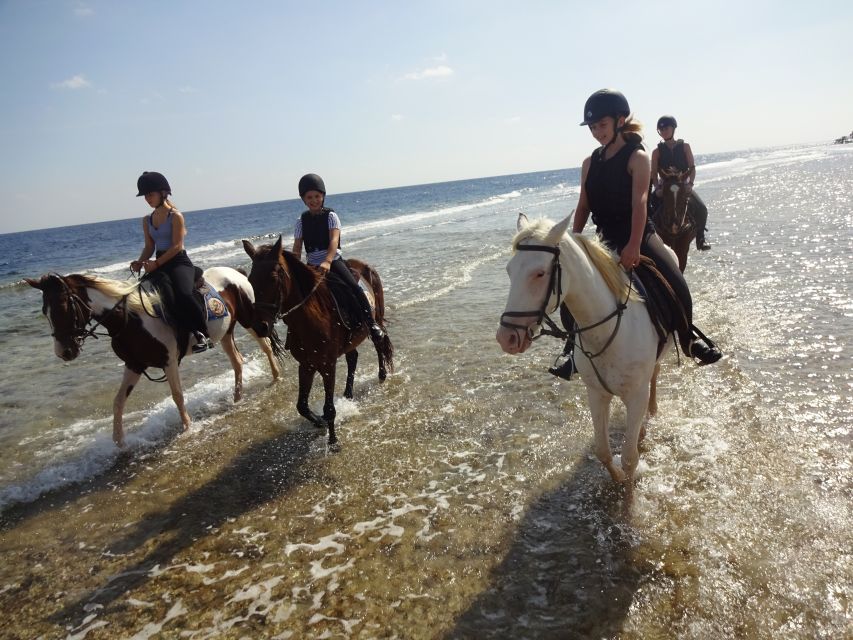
[499,244,566,343]
[499,241,635,395]
[42,273,128,349]
[252,257,325,321]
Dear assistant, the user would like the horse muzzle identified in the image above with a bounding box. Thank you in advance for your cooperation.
[54,339,80,361]
[496,323,534,354]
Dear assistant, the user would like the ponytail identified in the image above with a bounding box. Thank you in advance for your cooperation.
[620,116,644,145]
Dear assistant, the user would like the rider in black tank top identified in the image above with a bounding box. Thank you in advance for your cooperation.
[548,89,722,380]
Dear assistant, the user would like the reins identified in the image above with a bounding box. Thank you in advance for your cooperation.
[256,258,326,320]
[499,241,635,395]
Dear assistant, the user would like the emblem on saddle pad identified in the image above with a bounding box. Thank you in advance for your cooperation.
[198,282,229,320]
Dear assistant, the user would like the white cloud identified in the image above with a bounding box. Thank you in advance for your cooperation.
[391,114,404,122]
[402,65,454,81]
[74,3,94,16]
[179,86,197,93]
[504,116,521,125]
[52,74,91,90]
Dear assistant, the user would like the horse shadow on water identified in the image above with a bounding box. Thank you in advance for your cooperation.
[446,444,650,639]
[47,427,322,629]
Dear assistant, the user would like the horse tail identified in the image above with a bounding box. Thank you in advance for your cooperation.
[358,263,393,373]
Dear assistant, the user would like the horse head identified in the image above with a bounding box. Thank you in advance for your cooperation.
[243,236,288,338]
[25,273,91,361]
[496,214,570,354]
[658,167,692,233]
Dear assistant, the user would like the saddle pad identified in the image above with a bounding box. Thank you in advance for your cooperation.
[197,281,230,321]
[325,271,371,331]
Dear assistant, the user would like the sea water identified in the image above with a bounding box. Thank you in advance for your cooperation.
[0,143,850,638]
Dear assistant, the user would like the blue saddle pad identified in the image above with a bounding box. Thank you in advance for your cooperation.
[198,281,229,321]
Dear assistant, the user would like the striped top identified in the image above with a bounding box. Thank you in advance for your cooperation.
[294,210,342,265]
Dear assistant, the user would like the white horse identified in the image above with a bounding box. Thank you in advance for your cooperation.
[27,267,284,447]
[496,214,671,491]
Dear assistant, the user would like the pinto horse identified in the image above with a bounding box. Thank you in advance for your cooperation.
[26,268,284,447]
[242,237,393,446]
[653,168,697,272]
[496,214,672,495]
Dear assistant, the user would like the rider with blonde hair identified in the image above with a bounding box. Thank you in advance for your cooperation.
[549,90,721,379]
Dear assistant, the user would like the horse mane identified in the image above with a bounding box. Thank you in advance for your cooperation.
[512,219,640,302]
[68,274,160,315]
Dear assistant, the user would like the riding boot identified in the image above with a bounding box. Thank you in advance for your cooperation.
[354,286,384,345]
[696,235,712,251]
[689,325,722,365]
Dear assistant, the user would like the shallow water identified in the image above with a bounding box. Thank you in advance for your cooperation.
[0,144,850,638]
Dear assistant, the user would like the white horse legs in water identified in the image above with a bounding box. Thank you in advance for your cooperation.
[496,214,671,491]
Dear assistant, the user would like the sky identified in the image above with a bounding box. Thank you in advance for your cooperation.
[1,1,851,234]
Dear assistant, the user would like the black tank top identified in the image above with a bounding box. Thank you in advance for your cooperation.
[585,141,654,250]
[657,140,688,172]
[300,208,341,254]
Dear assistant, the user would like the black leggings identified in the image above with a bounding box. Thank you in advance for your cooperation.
[329,257,373,322]
[154,250,207,334]
[690,190,709,236]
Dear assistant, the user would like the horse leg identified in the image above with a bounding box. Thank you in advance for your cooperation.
[320,366,338,446]
[344,350,358,399]
[253,332,281,382]
[113,366,142,447]
[164,363,191,432]
[219,330,244,402]
[647,361,661,419]
[587,389,623,483]
[621,387,650,490]
[297,363,325,428]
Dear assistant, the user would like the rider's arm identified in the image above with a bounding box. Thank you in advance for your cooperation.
[132,218,155,272]
[650,148,661,189]
[320,228,340,271]
[621,148,651,269]
[572,156,593,234]
[292,237,303,259]
[683,143,696,185]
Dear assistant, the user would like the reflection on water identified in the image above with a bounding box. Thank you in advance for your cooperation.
[0,146,850,638]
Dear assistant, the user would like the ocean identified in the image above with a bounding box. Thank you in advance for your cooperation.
[0,143,850,638]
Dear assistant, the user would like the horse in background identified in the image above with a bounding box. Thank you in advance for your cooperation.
[243,237,393,447]
[496,214,671,499]
[26,268,284,447]
[652,167,696,272]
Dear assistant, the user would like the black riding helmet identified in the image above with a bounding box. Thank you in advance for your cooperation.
[136,171,171,197]
[579,89,631,126]
[298,173,326,198]
[657,115,678,129]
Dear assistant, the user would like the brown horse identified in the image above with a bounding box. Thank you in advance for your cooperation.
[26,268,284,447]
[242,237,393,446]
[653,167,697,272]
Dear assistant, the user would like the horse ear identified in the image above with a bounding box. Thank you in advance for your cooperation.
[24,276,45,290]
[273,235,283,255]
[517,212,529,231]
[242,239,256,259]
[545,216,571,245]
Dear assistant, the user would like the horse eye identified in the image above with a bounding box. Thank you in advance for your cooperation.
[535,270,546,278]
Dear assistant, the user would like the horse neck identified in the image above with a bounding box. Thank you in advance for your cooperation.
[559,235,622,323]
[280,252,324,309]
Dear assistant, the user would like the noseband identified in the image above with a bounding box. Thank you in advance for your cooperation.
[499,244,568,343]
[43,273,127,348]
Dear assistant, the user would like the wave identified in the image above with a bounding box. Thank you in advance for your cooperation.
[0,357,274,514]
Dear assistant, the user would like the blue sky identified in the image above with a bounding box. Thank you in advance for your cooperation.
[1,1,851,233]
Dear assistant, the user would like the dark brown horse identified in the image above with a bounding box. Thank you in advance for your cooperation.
[26,268,284,447]
[653,167,697,272]
[242,237,393,446]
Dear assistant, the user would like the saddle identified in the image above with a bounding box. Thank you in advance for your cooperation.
[142,267,229,329]
[632,257,691,357]
[324,267,371,333]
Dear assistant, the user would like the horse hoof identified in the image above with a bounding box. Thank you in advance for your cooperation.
[328,440,341,452]
[378,369,387,382]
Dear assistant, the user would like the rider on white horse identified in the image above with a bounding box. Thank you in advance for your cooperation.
[550,90,722,380]
[650,115,711,251]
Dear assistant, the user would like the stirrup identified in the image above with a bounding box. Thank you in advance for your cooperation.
[690,340,722,366]
[548,354,577,380]
[696,237,712,251]
[369,323,384,343]
[191,331,212,353]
